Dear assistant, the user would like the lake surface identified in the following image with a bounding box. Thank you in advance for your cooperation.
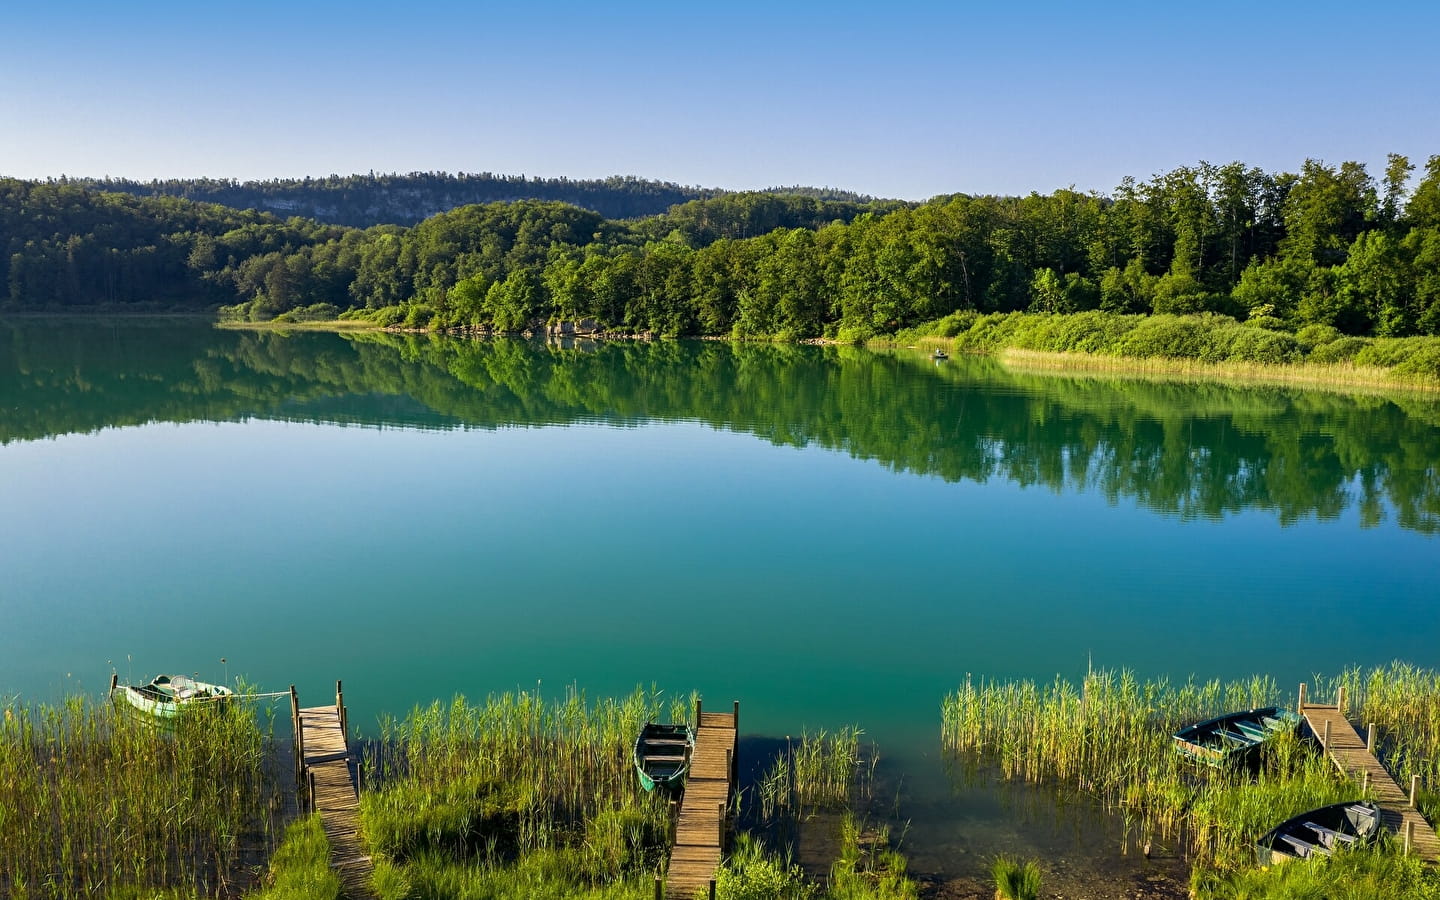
[3,319,1438,886]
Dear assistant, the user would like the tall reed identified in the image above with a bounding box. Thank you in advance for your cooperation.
[758,727,874,826]
[360,686,689,882]
[0,692,281,899]
[940,669,1357,867]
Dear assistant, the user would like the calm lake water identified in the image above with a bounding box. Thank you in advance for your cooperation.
[3,319,1438,887]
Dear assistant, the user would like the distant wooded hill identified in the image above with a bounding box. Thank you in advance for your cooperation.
[60,172,877,226]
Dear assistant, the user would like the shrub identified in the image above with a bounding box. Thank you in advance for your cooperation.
[1295,323,1342,349]
[1308,336,1370,364]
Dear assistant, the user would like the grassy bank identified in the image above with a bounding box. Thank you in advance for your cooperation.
[0,694,282,899]
[888,310,1440,390]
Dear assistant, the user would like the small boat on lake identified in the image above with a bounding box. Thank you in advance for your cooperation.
[113,674,233,724]
[932,348,949,360]
[634,721,694,792]
[1172,706,1300,767]
[1255,800,1382,864]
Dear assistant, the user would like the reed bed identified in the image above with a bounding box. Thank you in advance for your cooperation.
[940,669,1358,867]
[758,727,874,827]
[0,693,281,899]
[360,687,690,895]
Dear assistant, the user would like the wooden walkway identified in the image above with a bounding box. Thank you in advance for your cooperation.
[1300,688,1439,861]
[665,700,739,899]
[293,684,375,899]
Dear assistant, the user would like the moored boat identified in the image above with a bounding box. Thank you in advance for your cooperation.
[933,348,949,359]
[113,674,233,724]
[1172,706,1300,767]
[634,721,694,792]
[1255,800,1382,864]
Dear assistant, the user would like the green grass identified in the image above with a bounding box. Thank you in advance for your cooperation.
[0,692,281,899]
[1189,843,1440,900]
[990,856,1042,900]
[244,816,340,900]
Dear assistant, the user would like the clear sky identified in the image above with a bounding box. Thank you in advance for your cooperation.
[2,0,1437,200]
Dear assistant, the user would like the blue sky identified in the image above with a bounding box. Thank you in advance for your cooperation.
[2,0,1437,199]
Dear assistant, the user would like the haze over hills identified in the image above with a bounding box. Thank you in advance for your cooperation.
[54,172,882,227]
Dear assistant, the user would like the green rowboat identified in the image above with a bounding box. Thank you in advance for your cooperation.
[113,674,233,724]
[634,721,694,793]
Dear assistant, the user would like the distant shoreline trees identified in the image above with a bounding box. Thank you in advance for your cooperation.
[4,155,1440,340]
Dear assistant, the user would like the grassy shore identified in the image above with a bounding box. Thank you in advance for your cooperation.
[994,347,1440,394]
[217,309,1440,394]
[215,318,380,331]
[890,310,1440,392]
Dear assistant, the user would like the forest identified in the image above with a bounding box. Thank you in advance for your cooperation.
[64,172,876,226]
[4,155,1440,343]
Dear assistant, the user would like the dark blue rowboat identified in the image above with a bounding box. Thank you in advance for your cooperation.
[1172,706,1300,767]
[1255,800,1382,864]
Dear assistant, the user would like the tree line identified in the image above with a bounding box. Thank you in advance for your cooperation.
[58,172,878,226]
[4,155,1440,339]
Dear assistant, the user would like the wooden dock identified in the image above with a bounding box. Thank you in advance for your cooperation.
[292,683,375,899]
[665,700,739,899]
[1300,684,1439,861]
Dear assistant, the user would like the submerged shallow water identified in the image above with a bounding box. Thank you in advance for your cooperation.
[3,319,1437,885]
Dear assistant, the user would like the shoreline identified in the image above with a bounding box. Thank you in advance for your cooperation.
[992,346,1440,396]
[214,318,1440,396]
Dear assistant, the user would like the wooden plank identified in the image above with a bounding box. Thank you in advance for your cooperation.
[664,709,737,899]
[298,702,376,899]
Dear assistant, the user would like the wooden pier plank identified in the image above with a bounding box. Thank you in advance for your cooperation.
[298,702,376,899]
[1301,703,1439,861]
[665,706,738,899]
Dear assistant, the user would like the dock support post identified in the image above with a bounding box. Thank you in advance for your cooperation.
[1405,820,1415,855]
[1337,685,1347,713]
[1297,682,1307,715]
[1361,769,1369,795]
[709,880,717,900]
[695,697,702,724]
[653,874,662,900]
[336,680,346,741]
[1367,723,1377,753]
[732,700,740,785]
[306,768,315,815]
[717,802,725,851]
[1322,719,1331,754]
[1412,775,1421,808]
[290,685,302,788]
[109,673,118,692]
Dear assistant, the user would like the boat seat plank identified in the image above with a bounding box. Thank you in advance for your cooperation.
[1303,822,1357,843]
[1280,834,1327,856]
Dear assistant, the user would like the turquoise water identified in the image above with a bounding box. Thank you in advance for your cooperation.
[3,321,1439,763]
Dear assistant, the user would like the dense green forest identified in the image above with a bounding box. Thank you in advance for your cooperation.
[4,321,1437,533]
[64,172,877,226]
[5,155,1440,342]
